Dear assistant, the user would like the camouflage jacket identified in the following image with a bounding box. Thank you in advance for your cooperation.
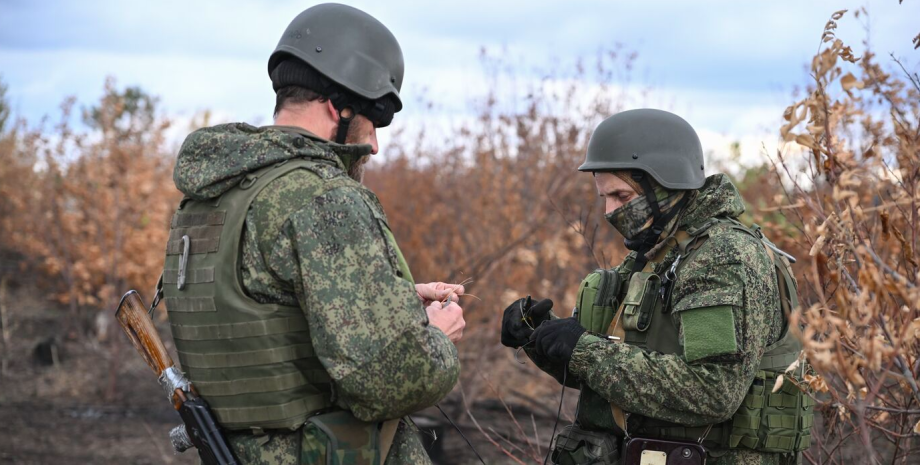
[533,175,794,465]
[172,123,459,464]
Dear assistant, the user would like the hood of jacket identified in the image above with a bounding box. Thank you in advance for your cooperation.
[173,123,372,200]
[677,173,746,228]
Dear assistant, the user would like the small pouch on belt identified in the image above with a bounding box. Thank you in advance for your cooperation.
[621,272,660,332]
[304,410,398,465]
[551,424,620,465]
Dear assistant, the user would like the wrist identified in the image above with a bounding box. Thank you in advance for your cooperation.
[568,332,602,377]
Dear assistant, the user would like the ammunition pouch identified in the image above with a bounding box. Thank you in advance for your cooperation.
[304,410,399,465]
[637,371,813,454]
[575,268,623,333]
[727,370,813,452]
[550,424,620,465]
[620,272,660,332]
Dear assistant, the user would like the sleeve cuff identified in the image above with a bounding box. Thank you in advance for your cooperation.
[568,333,606,377]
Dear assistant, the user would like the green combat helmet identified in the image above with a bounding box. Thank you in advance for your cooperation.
[268,3,404,142]
[578,108,705,190]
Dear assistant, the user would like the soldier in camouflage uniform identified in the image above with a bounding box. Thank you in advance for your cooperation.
[501,109,811,465]
[162,4,464,464]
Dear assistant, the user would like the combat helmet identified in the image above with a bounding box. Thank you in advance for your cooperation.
[579,109,705,190]
[268,3,404,143]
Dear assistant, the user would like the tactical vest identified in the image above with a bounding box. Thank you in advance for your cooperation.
[574,217,813,454]
[163,158,349,431]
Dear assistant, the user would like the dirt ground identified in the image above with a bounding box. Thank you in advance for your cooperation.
[0,283,564,464]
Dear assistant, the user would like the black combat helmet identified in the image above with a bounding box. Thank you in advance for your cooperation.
[268,3,404,142]
[579,109,705,190]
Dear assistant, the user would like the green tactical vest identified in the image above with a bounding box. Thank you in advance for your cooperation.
[574,217,814,454]
[163,158,348,431]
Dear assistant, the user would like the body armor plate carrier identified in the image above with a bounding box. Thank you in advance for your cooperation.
[163,159,340,431]
[575,217,813,454]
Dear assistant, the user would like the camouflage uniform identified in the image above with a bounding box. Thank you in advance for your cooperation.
[171,122,459,464]
[529,175,797,465]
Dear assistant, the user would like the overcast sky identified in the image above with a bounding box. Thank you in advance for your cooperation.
[1,0,918,164]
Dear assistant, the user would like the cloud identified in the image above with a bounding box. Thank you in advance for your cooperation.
[1,0,917,157]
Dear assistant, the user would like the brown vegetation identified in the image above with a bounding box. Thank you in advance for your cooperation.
[1,9,918,464]
[755,9,920,464]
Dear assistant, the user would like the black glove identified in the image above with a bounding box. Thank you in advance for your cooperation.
[530,317,586,364]
[500,297,553,348]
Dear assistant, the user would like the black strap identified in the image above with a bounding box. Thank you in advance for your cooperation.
[334,106,355,145]
[630,173,689,273]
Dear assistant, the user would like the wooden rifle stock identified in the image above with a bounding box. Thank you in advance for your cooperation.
[115,290,238,464]
[115,290,187,409]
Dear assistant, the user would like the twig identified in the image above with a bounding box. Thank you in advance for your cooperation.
[877,316,920,406]
[141,421,174,464]
[864,245,917,289]
[0,275,9,376]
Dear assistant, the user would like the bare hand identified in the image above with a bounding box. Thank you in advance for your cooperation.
[426,300,465,343]
[416,282,465,306]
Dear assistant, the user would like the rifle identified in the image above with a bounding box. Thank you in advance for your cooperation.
[115,290,239,465]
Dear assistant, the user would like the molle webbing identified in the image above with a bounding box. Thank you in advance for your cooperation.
[193,370,331,397]
[576,215,811,453]
[212,395,332,427]
[170,317,309,340]
[164,158,340,431]
[177,343,315,369]
[637,372,814,453]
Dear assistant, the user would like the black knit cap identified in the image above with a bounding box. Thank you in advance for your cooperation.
[271,58,397,128]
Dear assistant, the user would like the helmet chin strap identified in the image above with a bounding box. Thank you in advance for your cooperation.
[334,106,355,145]
[628,172,689,272]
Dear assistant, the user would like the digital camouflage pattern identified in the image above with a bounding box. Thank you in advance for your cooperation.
[173,123,458,464]
[604,181,686,241]
[533,175,793,465]
[225,419,429,465]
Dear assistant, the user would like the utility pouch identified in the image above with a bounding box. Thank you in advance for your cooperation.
[304,410,387,465]
[550,424,620,465]
[576,269,622,334]
[623,437,706,465]
[621,272,660,332]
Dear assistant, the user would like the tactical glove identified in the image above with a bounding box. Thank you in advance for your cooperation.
[530,317,586,364]
[500,297,553,348]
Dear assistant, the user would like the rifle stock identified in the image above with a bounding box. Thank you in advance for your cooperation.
[114,290,239,464]
[115,290,174,376]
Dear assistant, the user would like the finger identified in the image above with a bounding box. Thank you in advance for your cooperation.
[443,302,463,314]
[416,283,438,301]
[529,299,554,318]
[427,300,443,311]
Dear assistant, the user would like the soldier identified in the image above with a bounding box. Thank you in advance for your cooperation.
[501,109,811,465]
[161,4,465,464]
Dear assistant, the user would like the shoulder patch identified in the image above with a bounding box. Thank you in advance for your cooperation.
[680,304,738,362]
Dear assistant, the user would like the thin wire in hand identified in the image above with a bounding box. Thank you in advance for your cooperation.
[543,365,567,465]
[514,340,535,364]
[436,403,486,465]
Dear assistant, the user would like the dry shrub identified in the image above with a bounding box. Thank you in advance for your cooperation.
[757,9,920,463]
[0,78,178,335]
[365,47,645,403]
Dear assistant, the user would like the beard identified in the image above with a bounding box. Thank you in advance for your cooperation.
[342,117,373,182]
[347,154,371,182]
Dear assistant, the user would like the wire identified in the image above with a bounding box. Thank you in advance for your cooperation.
[543,366,567,465]
[436,403,486,465]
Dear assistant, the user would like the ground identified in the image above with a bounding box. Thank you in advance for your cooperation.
[0,283,564,465]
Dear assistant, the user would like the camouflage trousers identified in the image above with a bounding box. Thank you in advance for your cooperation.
[223,418,431,465]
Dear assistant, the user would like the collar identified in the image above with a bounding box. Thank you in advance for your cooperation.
[261,124,373,172]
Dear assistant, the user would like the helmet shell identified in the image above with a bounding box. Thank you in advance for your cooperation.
[269,3,404,111]
[579,109,705,190]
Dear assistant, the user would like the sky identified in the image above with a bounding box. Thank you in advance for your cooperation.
[1,0,918,167]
